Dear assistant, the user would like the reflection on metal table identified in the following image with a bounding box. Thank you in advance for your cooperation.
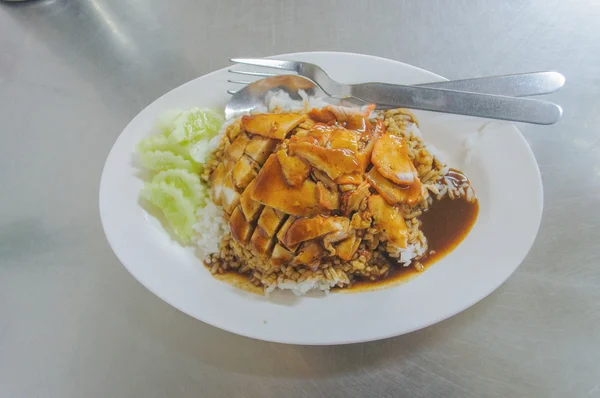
[0,1,598,397]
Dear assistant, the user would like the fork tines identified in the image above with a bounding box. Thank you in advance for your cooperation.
[228,69,281,78]
[229,58,298,71]
[228,58,299,94]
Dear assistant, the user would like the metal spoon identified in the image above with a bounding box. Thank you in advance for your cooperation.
[225,74,563,121]
[225,75,327,120]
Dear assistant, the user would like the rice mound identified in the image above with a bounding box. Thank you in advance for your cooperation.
[193,92,475,296]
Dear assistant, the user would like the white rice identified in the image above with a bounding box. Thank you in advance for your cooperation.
[193,201,228,254]
[265,89,331,113]
[191,118,234,254]
[384,242,427,266]
[408,122,423,138]
[265,273,345,297]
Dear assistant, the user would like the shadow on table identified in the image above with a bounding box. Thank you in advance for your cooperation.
[0,218,60,261]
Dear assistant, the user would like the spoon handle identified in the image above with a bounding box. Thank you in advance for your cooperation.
[351,83,562,125]
[416,71,565,97]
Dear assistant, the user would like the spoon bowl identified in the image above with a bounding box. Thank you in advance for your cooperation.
[225,75,330,120]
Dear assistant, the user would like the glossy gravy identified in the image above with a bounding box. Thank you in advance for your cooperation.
[208,170,479,294]
[348,170,479,291]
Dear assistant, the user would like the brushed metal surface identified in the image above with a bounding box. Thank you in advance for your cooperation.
[1,1,599,397]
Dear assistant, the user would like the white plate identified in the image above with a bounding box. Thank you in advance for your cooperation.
[99,52,543,345]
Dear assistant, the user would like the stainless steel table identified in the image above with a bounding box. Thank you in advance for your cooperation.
[1,1,598,397]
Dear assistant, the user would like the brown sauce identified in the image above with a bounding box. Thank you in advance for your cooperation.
[347,170,479,292]
[211,171,479,295]
[420,194,479,266]
[209,270,264,295]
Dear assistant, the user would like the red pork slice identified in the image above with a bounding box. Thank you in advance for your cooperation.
[244,135,277,165]
[367,195,408,248]
[220,172,240,214]
[229,207,255,244]
[371,132,415,185]
[282,215,350,248]
[257,206,287,237]
[291,240,327,267]
[289,139,360,180]
[209,163,227,206]
[250,226,275,259]
[312,169,336,190]
[361,119,385,163]
[270,244,295,266]
[321,104,373,131]
[250,155,321,217]
[308,108,336,124]
[239,180,264,223]
[276,150,312,187]
[341,180,371,215]
[316,181,339,211]
[334,120,385,186]
[322,224,352,255]
[335,231,362,261]
[232,155,259,190]
[366,167,422,206]
[276,216,298,251]
[327,127,361,152]
[242,113,306,140]
[225,133,251,165]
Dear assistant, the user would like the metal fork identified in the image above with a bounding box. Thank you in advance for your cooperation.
[228,69,564,97]
[229,58,564,125]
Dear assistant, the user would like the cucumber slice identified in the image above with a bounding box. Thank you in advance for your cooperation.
[137,133,190,160]
[169,108,224,144]
[135,107,225,244]
[141,181,197,243]
[152,169,207,206]
[138,150,197,172]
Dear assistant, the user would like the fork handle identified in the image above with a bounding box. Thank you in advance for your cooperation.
[350,83,563,125]
[416,71,565,97]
